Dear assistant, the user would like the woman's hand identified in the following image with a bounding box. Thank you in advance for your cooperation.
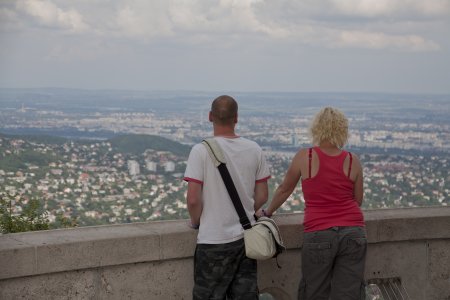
[255,208,273,218]
[255,209,264,218]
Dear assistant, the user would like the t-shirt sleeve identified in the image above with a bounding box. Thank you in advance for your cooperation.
[184,144,205,184]
[255,149,271,183]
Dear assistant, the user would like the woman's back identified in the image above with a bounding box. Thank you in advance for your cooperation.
[262,107,367,300]
[301,146,364,232]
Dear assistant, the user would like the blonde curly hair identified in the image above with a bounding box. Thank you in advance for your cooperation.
[310,107,349,148]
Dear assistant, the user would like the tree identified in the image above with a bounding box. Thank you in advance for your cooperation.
[0,197,50,234]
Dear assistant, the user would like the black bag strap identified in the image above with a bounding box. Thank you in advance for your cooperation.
[202,139,252,230]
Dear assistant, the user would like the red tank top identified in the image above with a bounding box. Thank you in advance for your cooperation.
[301,147,364,232]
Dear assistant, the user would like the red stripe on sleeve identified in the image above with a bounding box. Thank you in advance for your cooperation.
[183,177,203,185]
[255,175,271,183]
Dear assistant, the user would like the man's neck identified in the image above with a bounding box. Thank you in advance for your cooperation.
[213,126,238,138]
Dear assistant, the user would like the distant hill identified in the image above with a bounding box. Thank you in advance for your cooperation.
[0,132,191,157]
[109,134,190,157]
[0,132,68,145]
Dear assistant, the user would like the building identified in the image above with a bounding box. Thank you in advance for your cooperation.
[146,161,157,172]
[127,160,140,176]
[164,161,175,172]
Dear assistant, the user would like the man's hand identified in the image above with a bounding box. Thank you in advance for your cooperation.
[186,181,203,226]
[188,221,200,230]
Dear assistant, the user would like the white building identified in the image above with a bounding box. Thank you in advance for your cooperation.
[164,161,175,172]
[127,160,140,176]
[146,161,158,172]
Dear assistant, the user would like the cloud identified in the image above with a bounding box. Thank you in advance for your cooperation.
[106,0,448,51]
[110,0,289,41]
[330,0,450,18]
[332,30,440,51]
[114,2,173,39]
[15,0,88,33]
[2,0,448,51]
[0,7,22,32]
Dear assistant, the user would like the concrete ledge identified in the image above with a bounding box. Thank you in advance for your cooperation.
[1,207,448,281]
[363,207,450,243]
[275,206,450,246]
[0,220,197,280]
[0,259,195,299]
[1,207,449,299]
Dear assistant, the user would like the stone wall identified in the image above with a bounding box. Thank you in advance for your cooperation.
[1,207,449,299]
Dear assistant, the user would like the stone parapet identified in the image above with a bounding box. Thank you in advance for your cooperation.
[1,207,449,299]
[0,220,197,280]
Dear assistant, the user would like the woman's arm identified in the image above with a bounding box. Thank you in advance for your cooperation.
[264,150,304,216]
[352,154,364,206]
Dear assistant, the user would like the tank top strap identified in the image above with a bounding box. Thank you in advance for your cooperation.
[337,149,348,163]
[333,149,353,179]
[347,152,353,178]
[312,146,322,157]
[308,147,313,178]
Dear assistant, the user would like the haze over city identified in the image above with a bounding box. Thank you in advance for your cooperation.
[0,0,449,227]
[0,89,448,226]
[1,0,450,94]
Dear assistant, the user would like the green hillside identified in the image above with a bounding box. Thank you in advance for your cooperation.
[0,150,60,172]
[109,134,190,157]
[0,133,190,172]
[0,133,68,145]
[0,132,190,157]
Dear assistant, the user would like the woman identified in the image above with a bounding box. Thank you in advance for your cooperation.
[260,107,366,300]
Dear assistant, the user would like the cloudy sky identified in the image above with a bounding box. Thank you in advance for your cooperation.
[1,0,449,93]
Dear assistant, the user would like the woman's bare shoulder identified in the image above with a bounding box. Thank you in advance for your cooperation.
[295,148,310,159]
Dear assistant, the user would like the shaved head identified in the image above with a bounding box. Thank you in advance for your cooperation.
[210,95,238,125]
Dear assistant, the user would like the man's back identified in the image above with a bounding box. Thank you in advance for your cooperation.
[184,136,270,244]
[184,95,269,300]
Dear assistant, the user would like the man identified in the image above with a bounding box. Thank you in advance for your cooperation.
[184,95,270,300]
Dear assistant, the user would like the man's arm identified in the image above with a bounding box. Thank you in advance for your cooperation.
[186,181,203,226]
[254,181,268,212]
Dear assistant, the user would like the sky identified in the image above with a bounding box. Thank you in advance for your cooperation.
[1,0,449,94]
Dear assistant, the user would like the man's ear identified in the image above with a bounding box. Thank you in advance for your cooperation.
[209,111,213,122]
[234,113,238,124]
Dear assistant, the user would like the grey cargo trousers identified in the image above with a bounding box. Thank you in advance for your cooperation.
[298,226,367,300]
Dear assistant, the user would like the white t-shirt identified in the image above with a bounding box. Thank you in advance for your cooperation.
[184,136,271,244]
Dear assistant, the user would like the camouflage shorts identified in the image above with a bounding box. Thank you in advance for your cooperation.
[193,238,258,300]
